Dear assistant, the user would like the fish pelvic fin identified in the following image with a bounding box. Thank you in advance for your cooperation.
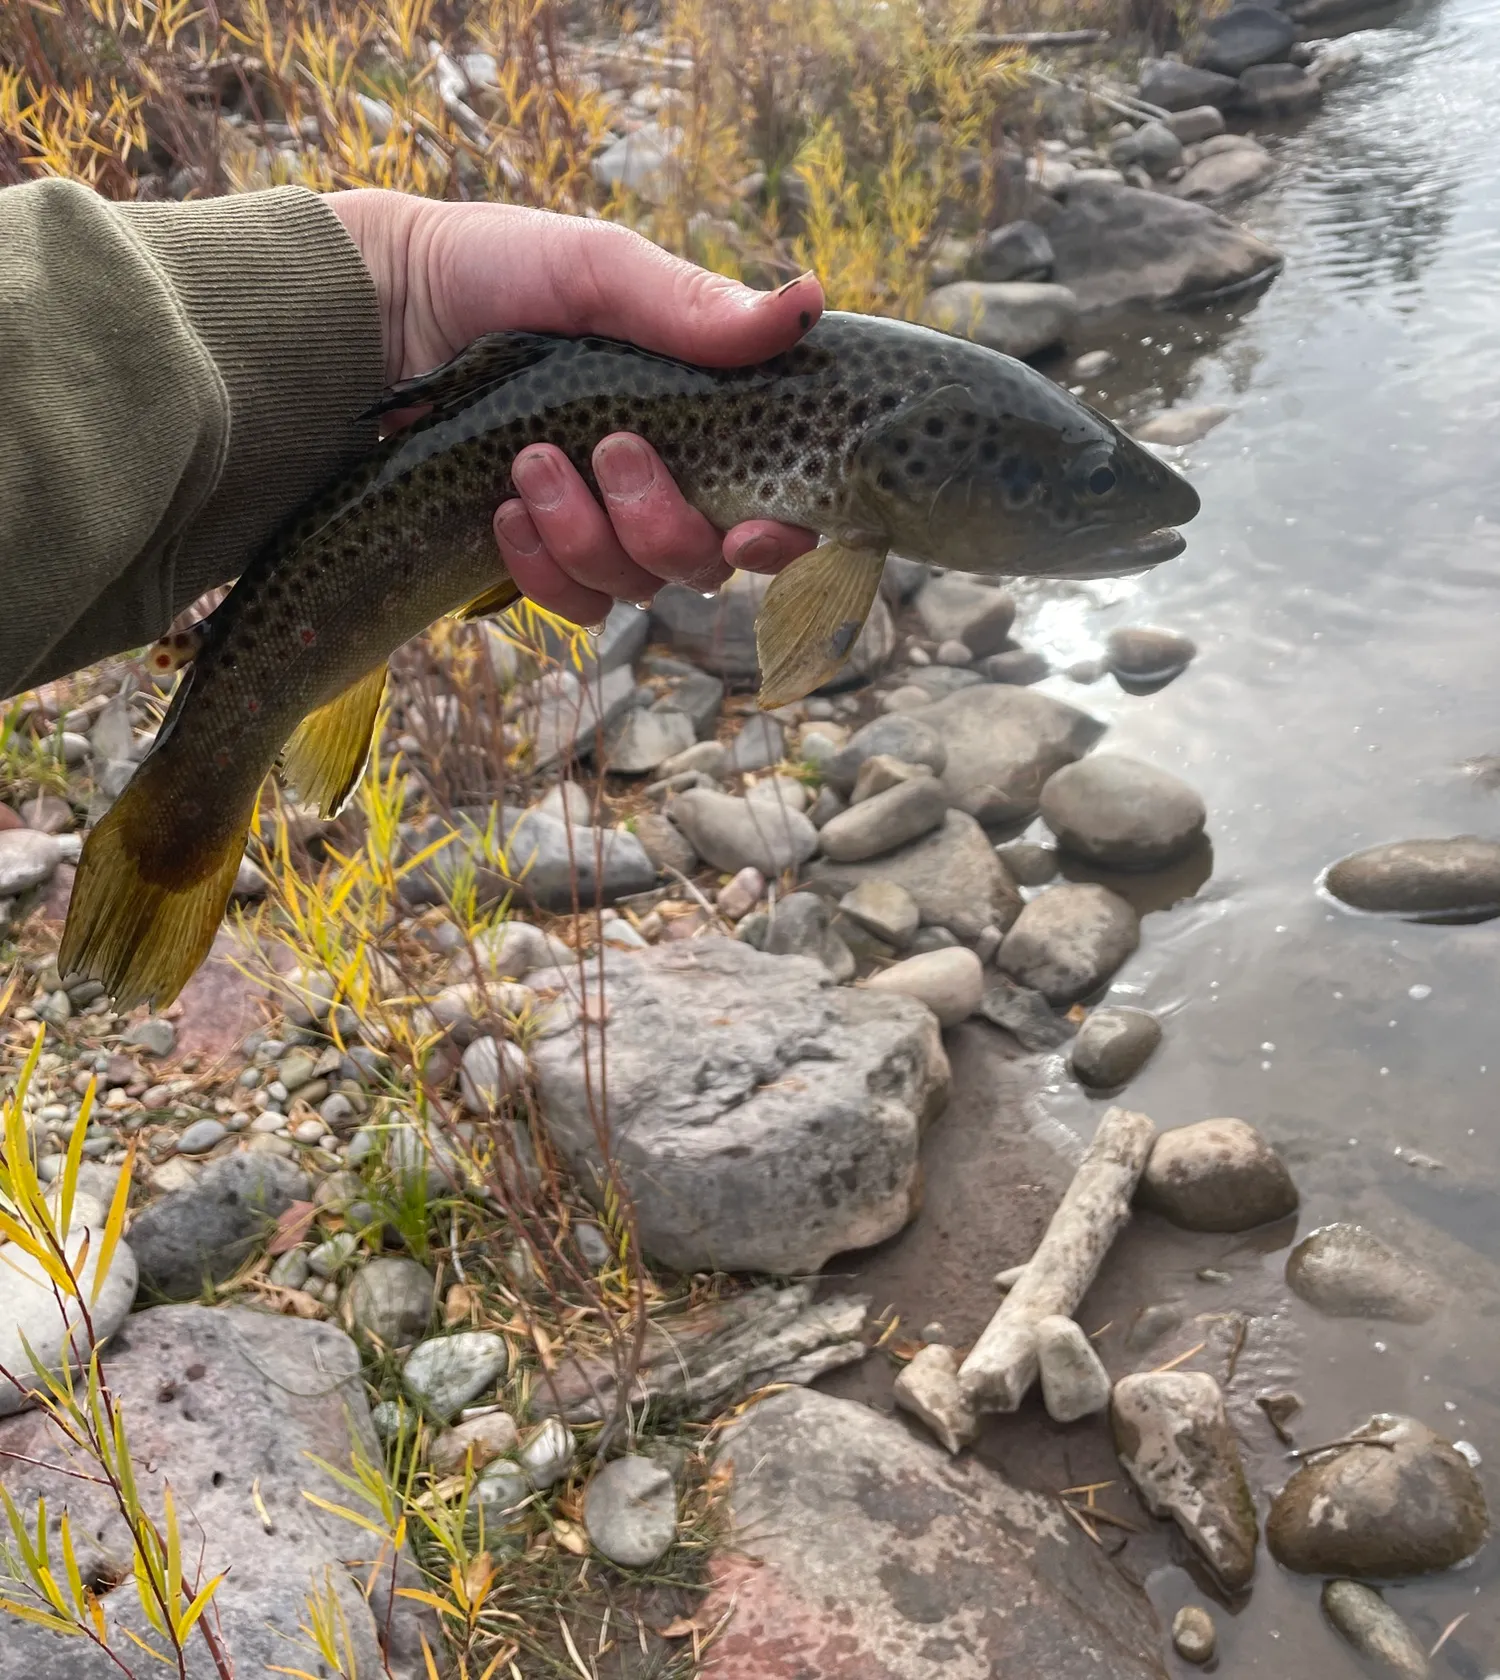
[279,663,388,820]
[755,540,887,710]
[58,775,249,1014]
[455,577,522,622]
[358,331,562,423]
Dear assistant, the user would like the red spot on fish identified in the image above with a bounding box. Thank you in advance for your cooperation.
[246,698,260,715]
[300,627,317,647]
[213,749,231,770]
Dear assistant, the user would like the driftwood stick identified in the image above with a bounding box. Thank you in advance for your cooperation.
[959,1106,1156,1413]
[970,28,1111,46]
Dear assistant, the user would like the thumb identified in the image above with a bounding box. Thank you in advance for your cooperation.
[422,201,825,368]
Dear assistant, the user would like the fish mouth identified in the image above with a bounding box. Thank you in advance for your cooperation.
[1023,524,1189,581]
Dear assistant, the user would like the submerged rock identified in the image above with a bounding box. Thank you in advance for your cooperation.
[1172,1607,1218,1665]
[529,941,949,1275]
[1112,1371,1258,1590]
[705,1388,1173,1679]
[1141,1118,1298,1232]
[1041,754,1207,869]
[1285,1223,1442,1322]
[1071,1006,1161,1088]
[1324,837,1500,918]
[1268,1415,1488,1577]
[1106,625,1199,682]
[1321,1581,1430,1679]
[997,883,1139,1004]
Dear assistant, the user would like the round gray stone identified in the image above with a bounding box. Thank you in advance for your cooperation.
[0,1227,138,1415]
[1106,626,1197,684]
[1071,1007,1162,1088]
[584,1455,679,1567]
[402,1331,509,1421]
[346,1258,436,1347]
[668,788,818,877]
[0,829,61,896]
[1320,1581,1429,1678]
[997,884,1139,1004]
[1325,838,1500,918]
[818,778,948,863]
[1171,1607,1216,1665]
[176,1119,227,1156]
[995,840,1058,887]
[1285,1223,1442,1323]
[823,714,948,795]
[1268,1415,1488,1577]
[1040,754,1206,869]
[1140,1118,1298,1232]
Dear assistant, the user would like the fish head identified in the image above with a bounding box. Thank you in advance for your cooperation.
[847,360,1200,580]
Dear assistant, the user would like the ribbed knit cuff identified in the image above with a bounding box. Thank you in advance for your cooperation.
[114,186,384,613]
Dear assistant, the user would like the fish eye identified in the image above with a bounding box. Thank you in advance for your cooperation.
[1088,465,1118,497]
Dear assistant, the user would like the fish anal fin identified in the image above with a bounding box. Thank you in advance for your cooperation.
[359,331,562,423]
[279,664,388,820]
[58,775,250,1014]
[755,540,887,710]
[456,578,522,622]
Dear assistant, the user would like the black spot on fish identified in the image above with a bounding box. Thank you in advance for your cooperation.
[923,417,944,439]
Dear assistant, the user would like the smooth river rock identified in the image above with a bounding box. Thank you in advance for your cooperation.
[668,787,819,877]
[818,777,947,862]
[1172,1606,1218,1665]
[914,684,1105,826]
[1071,1006,1161,1087]
[583,1455,679,1567]
[529,940,949,1275]
[1106,625,1199,682]
[1194,2,1296,75]
[1112,1371,1258,1590]
[0,829,61,897]
[912,573,1017,654]
[1324,837,1500,918]
[1041,754,1207,869]
[822,713,948,795]
[0,1227,138,1415]
[1140,1118,1299,1231]
[402,1331,510,1421]
[345,1257,436,1348]
[1321,1581,1431,1679]
[1285,1223,1443,1322]
[863,947,984,1028]
[920,281,1080,359]
[1268,1415,1488,1577]
[1139,58,1239,111]
[997,883,1140,1004]
[809,809,1022,942]
[703,1387,1172,1679]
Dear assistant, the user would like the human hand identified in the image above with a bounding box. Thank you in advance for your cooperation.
[325,189,824,626]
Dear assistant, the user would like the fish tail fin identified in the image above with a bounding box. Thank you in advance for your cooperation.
[454,577,521,623]
[755,540,887,710]
[58,774,251,1013]
[279,663,389,820]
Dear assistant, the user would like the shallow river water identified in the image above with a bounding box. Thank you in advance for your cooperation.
[823,1,1500,1672]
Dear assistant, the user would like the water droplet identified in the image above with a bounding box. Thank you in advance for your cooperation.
[1260,1042,1275,1053]
[1409,983,1432,1000]
[1456,1440,1482,1467]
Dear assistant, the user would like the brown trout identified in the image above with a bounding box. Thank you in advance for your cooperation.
[59,310,1199,1010]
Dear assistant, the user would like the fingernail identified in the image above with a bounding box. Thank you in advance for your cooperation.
[495,503,541,555]
[733,534,783,572]
[594,435,656,501]
[775,269,816,297]
[511,449,566,512]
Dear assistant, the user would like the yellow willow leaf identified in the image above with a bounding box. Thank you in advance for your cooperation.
[119,1624,177,1665]
[0,1597,79,1635]
[58,1510,88,1616]
[174,1571,227,1644]
[299,1492,390,1539]
[56,1099,89,1240]
[163,1484,184,1621]
[91,1143,135,1307]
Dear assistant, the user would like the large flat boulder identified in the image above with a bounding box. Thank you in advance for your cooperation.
[529,940,950,1274]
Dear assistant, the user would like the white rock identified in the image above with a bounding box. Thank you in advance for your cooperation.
[1035,1315,1111,1422]
[0,1227,138,1415]
[863,948,983,1027]
[892,1343,979,1454]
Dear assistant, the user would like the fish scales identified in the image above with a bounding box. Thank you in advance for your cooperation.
[59,310,1200,1011]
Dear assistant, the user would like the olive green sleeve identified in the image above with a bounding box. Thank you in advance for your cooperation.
[0,177,384,701]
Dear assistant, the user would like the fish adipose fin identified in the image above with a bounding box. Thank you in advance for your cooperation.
[58,775,250,1014]
[280,663,389,819]
[755,540,887,710]
[359,332,562,422]
[455,577,522,622]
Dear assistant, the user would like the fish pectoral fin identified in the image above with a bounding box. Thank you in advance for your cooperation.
[455,577,522,622]
[755,540,888,710]
[358,331,562,423]
[279,663,388,820]
[58,774,250,1013]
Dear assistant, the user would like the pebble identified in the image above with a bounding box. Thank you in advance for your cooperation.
[1267,1415,1488,1577]
[124,1018,177,1058]
[726,713,785,773]
[839,879,920,948]
[520,1417,576,1489]
[863,948,983,1028]
[995,840,1057,887]
[892,1344,979,1455]
[472,1461,531,1528]
[459,1036,528,1112]
[0,1224,138,1415]
[716,865,766,921]
[430,1411,521,1476]
[269,1249,311,1290]
[851,754,935,804]
[935,638,972,666]
[278,1050,319,1091]
[1040,754,1207,869]
[763,891,856,981]
[0,829,61,896]
[370,1400,408,1440]
[1106,626,1198,685]
[882,684,936,712]
[822,714,947,795]
[176,1118,227,1156]
[403,1332,509,1422]
[290,1118,325,1145]
[1324,838,1500,918]
[575,1222,612,1268]
[818,778,948,863]
[1140,1118,1298,1232]
[1071,1007,1162,1088]
[658,738,728,780]
[668,787,819,876]
[997,884,1139,1004]
[307,1232,359,1278]
[1285,1223,1441,1323]
[807,786,845,828]
[584,1456,679,1567]
[1112,1371,1258,1590]
[1035,1315,1111,1422]
[1320,1581,1430,1678]
[631,810,698,878]
[1171,1607,1217,1665]
[344,1257,436,1346]
[20,793,73,834]
[1125,1302,1184,1352]
[319,1091,355,1129]
[251,1111,287,1134]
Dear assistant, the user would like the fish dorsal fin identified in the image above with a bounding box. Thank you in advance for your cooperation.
[755,540,887,710]
[359,331,563,423]
[279,663,389,819]
[455,577,522,623]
